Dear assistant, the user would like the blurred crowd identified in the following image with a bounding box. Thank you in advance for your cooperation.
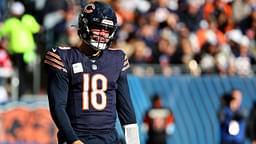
[0,0,256,99]
[112,0,256,76]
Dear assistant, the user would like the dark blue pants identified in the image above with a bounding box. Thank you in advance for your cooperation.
[58,129,121,144]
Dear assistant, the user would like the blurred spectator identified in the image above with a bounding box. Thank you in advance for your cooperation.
[0,38,12,104]
[218,89,246,144]
[0,38,12,79]
[170,22,196,64]
[0,1,40,99]
[238,4,256,35]
[196,17,227,49]
[226,29,243,56]
[238,5,256,58]
[203,0,233,32]
[129,39,152,64]
[42,0,71,48]
[129,39,155,76]
[156,36,176,64]
[137,22,159,55]
[115,0,150,24]
[149,0,178,24]
[232,35,255,76]
[142,94,175,144]
[246,101,256,144]
[232,0,252,24]
[194,31,223,74]
[179,1,203,32]
[54,5,80,47]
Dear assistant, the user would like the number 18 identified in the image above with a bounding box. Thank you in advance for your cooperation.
[82,74,108,110]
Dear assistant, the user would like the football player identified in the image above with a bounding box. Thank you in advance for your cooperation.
[44,1,140,144]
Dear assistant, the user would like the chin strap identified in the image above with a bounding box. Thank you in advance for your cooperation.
[123,123,140,144]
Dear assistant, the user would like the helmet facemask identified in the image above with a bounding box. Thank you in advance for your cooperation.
[87,21,117,50]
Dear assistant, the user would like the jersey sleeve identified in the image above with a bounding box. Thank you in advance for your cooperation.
[44,48,79,143]
[116,53,137,125]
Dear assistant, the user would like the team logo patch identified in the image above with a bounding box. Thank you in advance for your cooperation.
[84,3,95,13]
[72,62,83,74]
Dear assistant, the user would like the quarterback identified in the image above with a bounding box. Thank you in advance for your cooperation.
[44,1,140,144]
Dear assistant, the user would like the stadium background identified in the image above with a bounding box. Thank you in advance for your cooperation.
[0,0,256,144]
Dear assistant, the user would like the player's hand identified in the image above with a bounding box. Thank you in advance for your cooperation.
[72,140,84,144]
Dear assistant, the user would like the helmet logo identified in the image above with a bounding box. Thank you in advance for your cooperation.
[84,3,95,13]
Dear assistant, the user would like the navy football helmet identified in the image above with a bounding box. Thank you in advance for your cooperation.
[78,1,118,51]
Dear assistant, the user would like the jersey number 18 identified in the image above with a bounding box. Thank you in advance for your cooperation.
[82,73,108,110]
